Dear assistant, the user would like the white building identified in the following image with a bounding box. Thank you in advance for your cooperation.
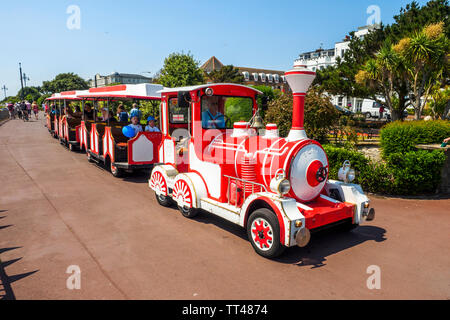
[88,72,152,88]
[295,25,379,113]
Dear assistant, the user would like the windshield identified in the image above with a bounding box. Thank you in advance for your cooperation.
[201,95,253,129]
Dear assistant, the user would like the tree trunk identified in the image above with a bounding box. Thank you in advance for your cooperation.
[391,109,403,121]
[415,109,422,120]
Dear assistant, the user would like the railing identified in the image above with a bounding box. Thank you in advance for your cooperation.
[224,175,267,207]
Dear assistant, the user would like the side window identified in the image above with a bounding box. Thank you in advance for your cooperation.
[169,98,188,124]
[201,96,253,129]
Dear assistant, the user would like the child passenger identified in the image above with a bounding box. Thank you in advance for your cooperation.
[145,116,160,132]
[129,115,143,134]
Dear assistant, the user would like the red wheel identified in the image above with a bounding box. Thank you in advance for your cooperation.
[247,208,285,258]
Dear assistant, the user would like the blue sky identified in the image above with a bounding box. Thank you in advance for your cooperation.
[0,0,429,96]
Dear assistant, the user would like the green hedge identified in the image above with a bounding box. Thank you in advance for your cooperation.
[324,145,445,195]
[323,145,394,194]
[386,150,446,195]
[381,120,450,157]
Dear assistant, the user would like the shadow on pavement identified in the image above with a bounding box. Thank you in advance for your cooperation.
[276,225,387,268]
[194,209,386,267]
[195,210,248,242]
[121,170,151,184]
[0,212,39,300]
[0,256,39,300]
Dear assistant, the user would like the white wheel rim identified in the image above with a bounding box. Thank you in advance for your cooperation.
[251,218,274,251]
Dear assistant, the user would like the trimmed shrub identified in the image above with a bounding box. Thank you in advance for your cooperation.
[386,150,446,195]
[323,145,444,195]
[323,145,395,194]
[381,120,450,157]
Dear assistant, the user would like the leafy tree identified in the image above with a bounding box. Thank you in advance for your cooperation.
[205,65,244,84]
[17,86,42,102]
[156,52,204,88]
[315,0,449,121]
[37,94,51,107]
[264,88,339,142]
[140,100,161,120]
[427,85,450,119]
[251,85,282,115]
[42,73,89,94]
[392,22,449,119]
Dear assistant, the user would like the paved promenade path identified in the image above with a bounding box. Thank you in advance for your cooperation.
[0,114,449,299]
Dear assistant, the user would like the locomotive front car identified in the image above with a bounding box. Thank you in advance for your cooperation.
[150,64,375,259]
[78,83,164,177]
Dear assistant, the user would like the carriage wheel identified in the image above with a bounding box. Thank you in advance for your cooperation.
[150,171,171,207]
[87,152,94,163]
[110,163,123,178]
[247,208,285,258]
[178,205,199,219]
[155,193,172,207]
[172,179,198,218]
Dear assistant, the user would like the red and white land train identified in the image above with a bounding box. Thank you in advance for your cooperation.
[78,83,164,177]
[45,92,61,135]
[149,64,375,258]
[46,90,88,150]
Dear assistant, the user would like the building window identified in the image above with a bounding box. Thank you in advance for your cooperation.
[242,71,250,81]
[259,73,266,82]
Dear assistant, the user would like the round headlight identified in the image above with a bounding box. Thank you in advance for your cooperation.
[347,169,356,183]
[279,179,291,195]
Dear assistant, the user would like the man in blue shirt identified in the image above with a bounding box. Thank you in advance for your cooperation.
[202,98,225,129]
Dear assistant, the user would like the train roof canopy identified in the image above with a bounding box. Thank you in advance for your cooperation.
[46,90,89,101]
[78,83,163,100]
[158,83,263,95]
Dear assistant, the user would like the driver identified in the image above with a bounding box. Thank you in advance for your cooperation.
[202,96,225,129]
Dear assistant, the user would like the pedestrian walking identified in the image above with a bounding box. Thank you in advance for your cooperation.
[32,101,39,120]
[7,103,15,119]
[26,101,32,118]
[21,101,29,121]
[379,105,385,120]
[16,103,22,119]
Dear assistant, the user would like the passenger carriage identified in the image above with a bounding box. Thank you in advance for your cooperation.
[45,93,61,136]
[46,90,87,149]
[149,64,375,258]
[78,83,164,177]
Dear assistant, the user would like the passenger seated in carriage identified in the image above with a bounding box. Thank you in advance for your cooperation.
[145,116,160,132]
[84,103,94,120]
[100,107,117,123]
[117,104,128,122]
[202,96,225,129]
[128,114,143,134]
[65,103,76,119]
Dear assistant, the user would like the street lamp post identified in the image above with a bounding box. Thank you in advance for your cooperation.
[1,85,7,100]
[23,73,30,88]
[19,63,24,100]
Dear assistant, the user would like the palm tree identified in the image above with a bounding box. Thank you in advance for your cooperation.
[356,43,404,120]
[393,22,449,119]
